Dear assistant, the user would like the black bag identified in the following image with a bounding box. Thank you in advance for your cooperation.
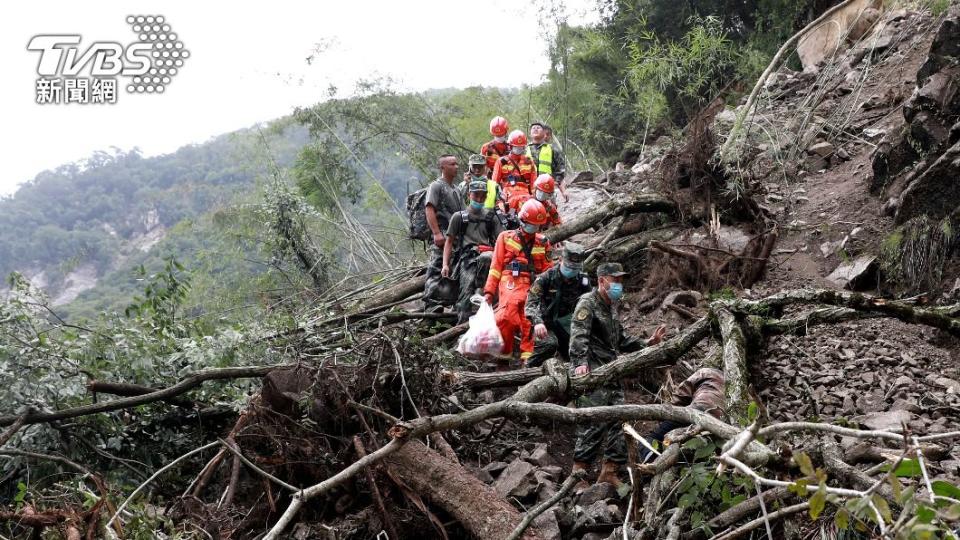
[406,187,431,241]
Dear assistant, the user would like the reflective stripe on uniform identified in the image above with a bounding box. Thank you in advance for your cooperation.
[505,237,523,251]
[531,247,546,255]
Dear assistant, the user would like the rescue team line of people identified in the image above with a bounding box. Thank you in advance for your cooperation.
[411,117,722,489]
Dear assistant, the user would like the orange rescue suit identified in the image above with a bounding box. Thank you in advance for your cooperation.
[542,200,562,230]
[483,230,553,363]
[481,140,510,178]
[492,154,538,214]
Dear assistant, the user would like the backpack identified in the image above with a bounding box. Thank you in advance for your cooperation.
[406,187,431,241]
[456,210,498,249]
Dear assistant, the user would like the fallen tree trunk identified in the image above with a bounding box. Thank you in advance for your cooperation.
[444,317,710,391]
[725,289,960,337]
[87,381,195,408]
[353,273,427,315]
[717,308,751,425]
[443,367,542,389]
[543,193,677,244]
[0,365,293,428]
[385,440,543,540]
[423,321,468,346]
[598,227,682,270]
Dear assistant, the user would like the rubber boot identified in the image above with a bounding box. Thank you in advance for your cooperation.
[572,461,591,492]
[596,460,624,489]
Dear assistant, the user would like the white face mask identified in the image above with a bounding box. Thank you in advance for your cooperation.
[510,147,524,155]
[494,136,506,143]
[535,190,552,202]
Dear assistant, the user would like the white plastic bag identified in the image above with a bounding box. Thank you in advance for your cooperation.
[456,301,504,356]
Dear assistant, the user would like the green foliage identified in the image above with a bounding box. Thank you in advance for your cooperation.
[125,256,196,337]
[294,81,523,194]
[626,16,738,120]
[929,0,951,16]
[785,452,960,537]
[292,137,362,212]
[675,436,752,534]
[538,0,815,162]
[880,215,956,295]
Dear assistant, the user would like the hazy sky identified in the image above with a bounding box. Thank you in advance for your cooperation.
[0,1,599,196]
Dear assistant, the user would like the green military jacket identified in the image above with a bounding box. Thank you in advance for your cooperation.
[569,289,645,369]
[524,267,592,329]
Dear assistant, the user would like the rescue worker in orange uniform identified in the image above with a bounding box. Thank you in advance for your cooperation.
[532,174,562,230]
[483,199,554,370]
[492,130,538,224]
[481,116,511,178]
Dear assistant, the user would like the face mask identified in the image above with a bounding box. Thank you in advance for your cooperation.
[560,264,578,279]
[535,190,552,202]
[470,200,484,210]
[606,282,624,301]
[494,136,506,143]
[521,223,538,234]
[510,147,524,155]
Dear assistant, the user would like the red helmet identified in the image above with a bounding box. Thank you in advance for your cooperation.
[533,174,556,194]
[518,199,548,226]
[507,129,527,147]
[489,116,509,137]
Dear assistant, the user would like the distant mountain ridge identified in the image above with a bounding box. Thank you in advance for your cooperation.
[0,120,310,309]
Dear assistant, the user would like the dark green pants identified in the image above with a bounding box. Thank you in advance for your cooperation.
[573,383,627,464]
[454,251,488,323]
[423,245,455,309]
[527,323,571,367]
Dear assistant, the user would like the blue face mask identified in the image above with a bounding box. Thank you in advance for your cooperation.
[521,223,538,234]
[607,282,624,301]
[560,264,578,279]
[470,200,484,210]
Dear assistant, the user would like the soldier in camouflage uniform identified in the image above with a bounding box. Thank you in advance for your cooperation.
[638,368,726,463]
[442,180,504,324]
[524,242,592,367]
[423,155,465,310]
[570,262,666,489]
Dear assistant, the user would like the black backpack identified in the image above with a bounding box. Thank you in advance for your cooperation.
[406,187,431,241]
[456,210,498,248]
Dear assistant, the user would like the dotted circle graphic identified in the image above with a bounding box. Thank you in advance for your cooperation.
[125,15,188,95]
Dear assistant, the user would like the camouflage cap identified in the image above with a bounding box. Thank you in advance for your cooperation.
[468,154,486,166]
[562,242,586,265]
[468,180,488,193]
[596,262,627,277]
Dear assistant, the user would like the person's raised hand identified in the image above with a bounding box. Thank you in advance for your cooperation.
[534,323,548,339]
[647,325,667,346]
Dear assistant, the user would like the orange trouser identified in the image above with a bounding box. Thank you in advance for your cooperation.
[504,185,531,214]
[494,276,534,363]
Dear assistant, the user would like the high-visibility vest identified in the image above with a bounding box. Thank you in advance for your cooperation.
[526,143,553,175]
[484,179,498,209]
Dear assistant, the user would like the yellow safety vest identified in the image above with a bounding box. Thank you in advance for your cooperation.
[484,179,498,209]
[526,143,553,175]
